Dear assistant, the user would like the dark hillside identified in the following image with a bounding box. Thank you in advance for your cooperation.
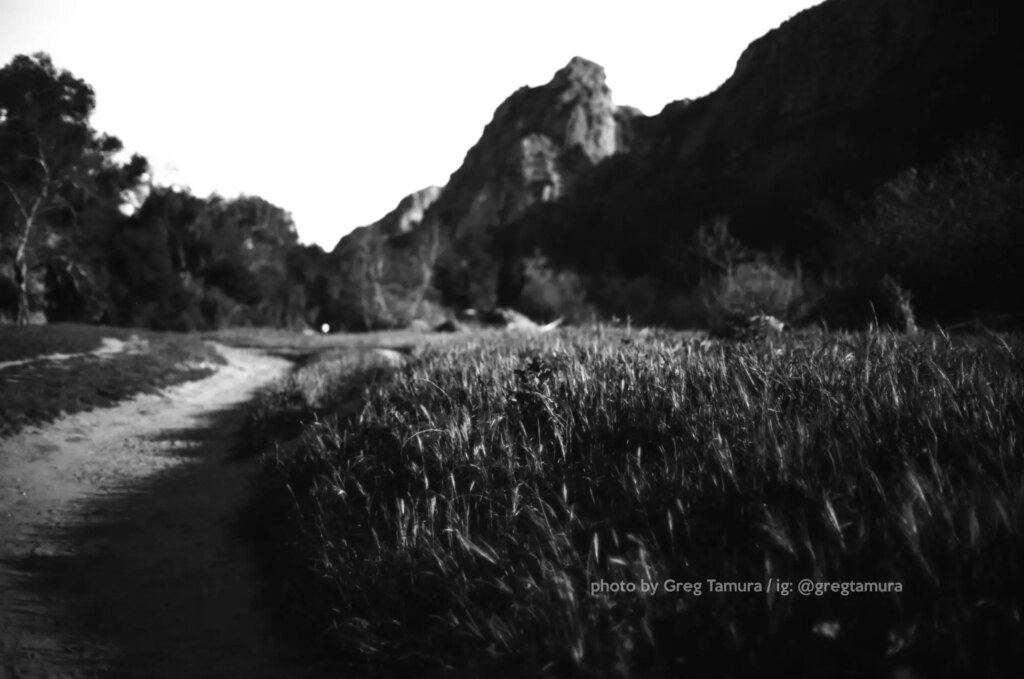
[589,0,1022,253]
[506,0,1024,325]
[321,0,1024,331]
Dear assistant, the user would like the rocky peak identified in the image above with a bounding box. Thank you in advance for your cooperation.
[423,56,627,242]
[549,56,619,161]
[551,56,608,91]
[328,56,639,317]
[409,56,635,307]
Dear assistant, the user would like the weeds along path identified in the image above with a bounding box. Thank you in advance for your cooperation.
[0,343,309,679]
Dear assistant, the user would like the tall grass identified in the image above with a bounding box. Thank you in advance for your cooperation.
[246,328,1024,677]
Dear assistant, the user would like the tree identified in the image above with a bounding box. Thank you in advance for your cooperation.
[846,129,1024,323]
[0,52,142,324]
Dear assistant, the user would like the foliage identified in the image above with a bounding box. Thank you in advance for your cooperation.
[0,52,324,332]
[500,124,1024,331]
[0,52,148,324]
[102,186,313,331]
[838,129,1024,325]
[512,254,594,324]
[686,219,808,330]
[697,258,805,324]
[103,186,201,330]
[244,327,1024,677]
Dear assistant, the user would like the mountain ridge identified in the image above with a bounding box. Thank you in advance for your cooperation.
[322,0,1024,330]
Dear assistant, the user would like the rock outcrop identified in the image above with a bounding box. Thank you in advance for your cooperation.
[330,56,637,323]
[333,186,442,250]
[425,56,627,246]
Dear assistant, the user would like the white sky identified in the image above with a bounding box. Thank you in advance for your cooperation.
[1,0,822,249]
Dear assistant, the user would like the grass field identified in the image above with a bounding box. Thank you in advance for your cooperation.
[0,323,155,362]
[241,326,1024,677]
[0,323,225,436]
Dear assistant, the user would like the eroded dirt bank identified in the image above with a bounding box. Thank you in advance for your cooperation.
[0,344,311,678]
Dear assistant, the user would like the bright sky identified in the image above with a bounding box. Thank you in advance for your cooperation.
[1,0,822,249]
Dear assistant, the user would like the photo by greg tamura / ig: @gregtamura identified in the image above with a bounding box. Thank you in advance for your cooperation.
[589,579,904,597]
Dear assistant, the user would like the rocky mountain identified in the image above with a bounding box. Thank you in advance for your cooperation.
[427,56,625,242]
[328,56,638,328]
[326,0,1024,330]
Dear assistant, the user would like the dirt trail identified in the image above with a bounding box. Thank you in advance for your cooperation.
[0,343,311,679]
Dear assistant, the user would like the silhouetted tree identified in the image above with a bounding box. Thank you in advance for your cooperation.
[0,52,146,323]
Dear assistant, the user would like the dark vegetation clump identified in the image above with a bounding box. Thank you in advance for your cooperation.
[242,327,1024,677]
[690,130,1023,335]
[494,128,1024,336]
[811,129,1024,332]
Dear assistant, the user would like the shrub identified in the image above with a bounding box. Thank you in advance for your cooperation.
[809,275,919,333]
[689,218,810,330]
[516,255,595,323]
[843,128,1024,325]
[699,257,805,321]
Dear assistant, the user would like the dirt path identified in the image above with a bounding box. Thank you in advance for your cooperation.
[0,343,312,679]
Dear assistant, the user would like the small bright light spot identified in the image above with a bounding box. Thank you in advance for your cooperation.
[321,323,330,334]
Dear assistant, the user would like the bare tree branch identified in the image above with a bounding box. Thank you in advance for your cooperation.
[0,177,30,224]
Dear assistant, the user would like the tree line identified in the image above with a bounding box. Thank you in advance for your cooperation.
[0,52,343,330]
